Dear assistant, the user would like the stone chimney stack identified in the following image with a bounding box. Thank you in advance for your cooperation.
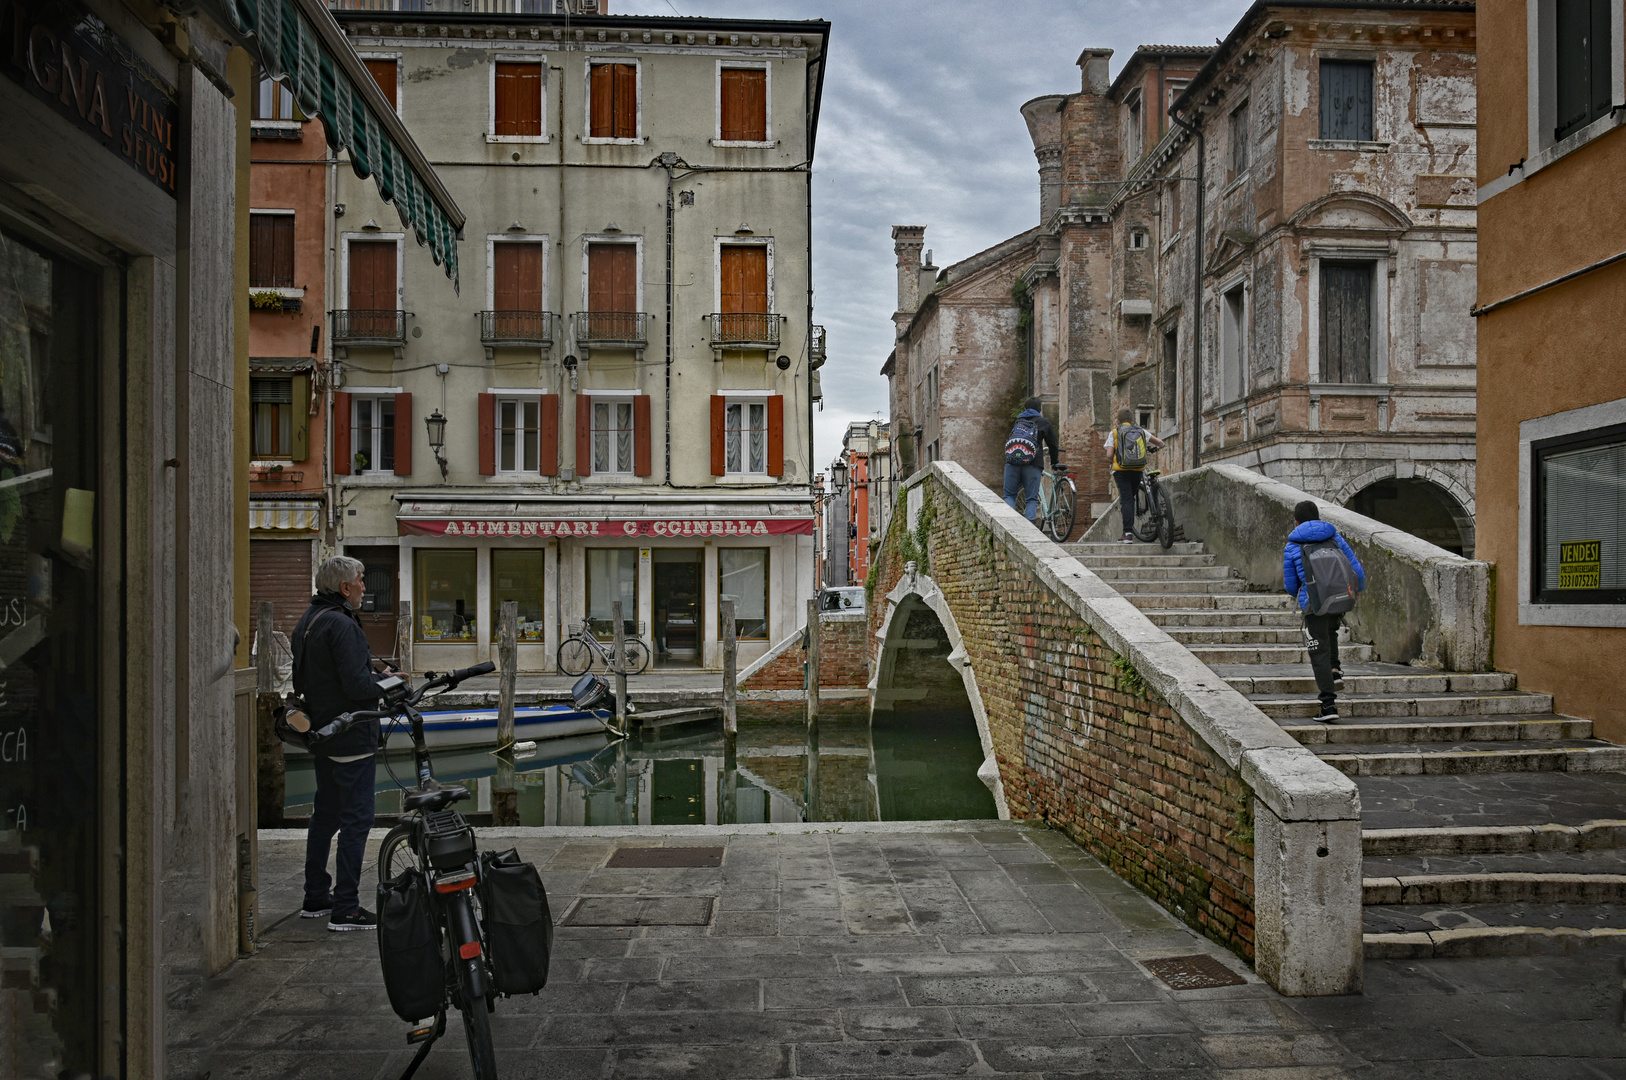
[1077,47,1113,94]
[918,250,938,304]
[892,225,926,319]
[1020,96,1067,224]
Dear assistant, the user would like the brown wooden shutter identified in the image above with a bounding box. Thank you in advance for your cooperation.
[290,373,310,461]
[272,216,294,286]
[250,540,314,636]
[333,391,352,475]
[576,394,593,477]
[721,68,765,141]
[710,395,726,476]
[363,58,397,111]
[613,63,636,138]
[767,394,784,477]
[590,62,613,137]
[249,214,272,286]
[720,245,767,314]
[393,392,412,476]
[494,61,541,137]
[478,392,496,476]
[494,242,542,311]
[633,395,651,477]
[349,240,396,310]
[539,394,559,476]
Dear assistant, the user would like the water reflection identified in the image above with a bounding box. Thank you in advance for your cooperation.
[284,709,997,826]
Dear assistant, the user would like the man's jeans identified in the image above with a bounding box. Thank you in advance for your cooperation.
[1003,462,1042,521]
[1304,612,1344,710]
[305,754,377,915]
[1114,469,1141,536]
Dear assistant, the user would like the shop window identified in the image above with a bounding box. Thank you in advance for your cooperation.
[493,59,543,139]
[592,399,635,474]
[587,548,638,640]
[1320,262,1374,384]
[416,548,478,642]
[719,65,767,142]
[725,400,768,475]
[497,398,540,473]
[1319,60,1373,141]
[588,61,637,140]
[492,550,547,641]
[252,376,294,458]
[1531,423,1626,605]
[353,395,396,474]
[363,57,399,113]
[719,548,769,639]
[249,213,295,288]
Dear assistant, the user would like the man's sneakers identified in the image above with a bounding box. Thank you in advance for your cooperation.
[328,907,378,932]
[1120,533,1135,544]
[1332,669,1346,692]
[1310,707,1339,723]
[300,901,333,919]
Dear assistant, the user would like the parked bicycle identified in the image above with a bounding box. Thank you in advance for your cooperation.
[1129,458,1176,549]
[1038,465,1078,542]
[557,620,651,677]
[305,663,554,1080]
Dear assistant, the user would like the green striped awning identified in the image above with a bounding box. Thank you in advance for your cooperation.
[216,0,464,290]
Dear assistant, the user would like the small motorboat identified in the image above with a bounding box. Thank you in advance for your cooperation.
[283,703,608,754]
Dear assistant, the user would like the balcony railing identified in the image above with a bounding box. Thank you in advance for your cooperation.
[810,324,826,366]
[332,308,407,346]
[709,312,783,348]
[479,310,556,347]
[572,311,647,345]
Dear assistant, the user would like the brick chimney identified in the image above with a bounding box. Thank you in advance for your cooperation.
[892,225,926,320]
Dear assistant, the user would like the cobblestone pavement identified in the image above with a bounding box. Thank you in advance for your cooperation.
[172,821,1626,1079]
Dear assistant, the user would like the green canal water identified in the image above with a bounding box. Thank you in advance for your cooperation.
[283,710,997,827]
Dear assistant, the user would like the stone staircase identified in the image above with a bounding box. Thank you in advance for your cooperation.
[1066,540,1626,959]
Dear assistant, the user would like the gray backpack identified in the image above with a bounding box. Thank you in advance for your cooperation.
[1296,538,1359,616]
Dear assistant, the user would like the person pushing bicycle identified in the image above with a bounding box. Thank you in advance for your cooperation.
[1104,408,1164,544]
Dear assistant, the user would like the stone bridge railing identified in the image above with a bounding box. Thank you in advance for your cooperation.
[869,462,1363,997]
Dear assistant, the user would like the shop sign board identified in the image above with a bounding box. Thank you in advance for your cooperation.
[400,517,814,538]
[1,0,180,195]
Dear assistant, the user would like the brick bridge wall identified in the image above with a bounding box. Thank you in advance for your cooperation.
[737,612,869,720]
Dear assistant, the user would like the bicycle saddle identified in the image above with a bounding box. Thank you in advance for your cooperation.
[405,784,469,812]
[1146,469,1162,478]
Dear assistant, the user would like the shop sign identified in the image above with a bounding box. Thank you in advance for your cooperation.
[1,0,179,196]
[1558,540,1601,590]
[400,517,814,538]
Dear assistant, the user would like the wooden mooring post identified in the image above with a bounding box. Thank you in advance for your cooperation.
[805,597,820,737]
[493,600,519,826]
[394,600,413,676]
[611,600,628,735]
[254,601,284,828]
[720,597,737,822]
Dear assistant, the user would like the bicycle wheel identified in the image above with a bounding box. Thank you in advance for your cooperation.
[377,824,415,884]
[557,636,594,676]
[1153,483,1176,549]
[622,638,651,675]
[460,993,499,1080]
[1045,481,1076,542]
[1130,481,1160,542]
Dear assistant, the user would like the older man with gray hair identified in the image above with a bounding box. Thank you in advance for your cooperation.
[290,554,394,931]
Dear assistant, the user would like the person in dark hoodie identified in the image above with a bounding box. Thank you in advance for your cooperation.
[1283,501,1366,722]
[290,555,395,931]
[1002,397,1061,522]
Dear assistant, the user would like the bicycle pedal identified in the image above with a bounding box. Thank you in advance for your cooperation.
[407,1024,436,1044]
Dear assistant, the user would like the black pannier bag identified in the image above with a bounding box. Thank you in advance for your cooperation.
[377,870,446,1022]
[478,848,553,995]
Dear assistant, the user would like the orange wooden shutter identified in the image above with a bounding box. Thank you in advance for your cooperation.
[721,68,765,141]
[576,394,592,477]
[720,246,743,314]
[587,244,611,312]
[494,243,542,311]
[349,241,395,309]
[721,245,767,314]
[588,244,635,313]
[539,394,559,476]
[589,62,613,137]
[393,392,412,476]
[333,392,352,476]
[494,61,541,137]
[767,395,784,476]
[612,63,636,138]
[478,393,495,476]
[710,396,726,475]
[363,58,397,111]
[633,395,651,477]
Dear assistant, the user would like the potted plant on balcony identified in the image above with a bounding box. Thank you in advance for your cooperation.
[354,452,369,473]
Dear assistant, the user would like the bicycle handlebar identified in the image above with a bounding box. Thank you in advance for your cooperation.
[305,662,500,747]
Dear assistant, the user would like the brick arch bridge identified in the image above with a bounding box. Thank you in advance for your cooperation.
[866,462,1365,997]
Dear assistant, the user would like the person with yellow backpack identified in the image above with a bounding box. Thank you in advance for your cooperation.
[1104,408,1164,543]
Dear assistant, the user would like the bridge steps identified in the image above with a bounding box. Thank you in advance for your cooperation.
[1070,538,1626,960]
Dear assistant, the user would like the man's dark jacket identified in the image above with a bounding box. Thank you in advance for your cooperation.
[291,591,387,759]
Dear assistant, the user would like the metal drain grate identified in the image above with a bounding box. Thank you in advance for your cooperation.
[562,896,715,927]
[1141,954,1247,990]
[606,846,724,868]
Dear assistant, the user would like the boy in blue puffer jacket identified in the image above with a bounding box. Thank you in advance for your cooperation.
[1283,501,1365,722]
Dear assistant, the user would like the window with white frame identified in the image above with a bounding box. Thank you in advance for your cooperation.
[717,62,770,144]
[592,398,635,474]
[724,399,768,475]
[497,398,540,473]
[587,59,639,141]
[353,395,396,474]
[491,57,545,141]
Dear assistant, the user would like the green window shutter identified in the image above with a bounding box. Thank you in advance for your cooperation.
[291,373,310,461]
[1556,0,1612,141]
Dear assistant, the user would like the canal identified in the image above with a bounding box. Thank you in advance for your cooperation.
[283,709,997,827]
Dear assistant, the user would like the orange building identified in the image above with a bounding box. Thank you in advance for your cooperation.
[1475,1,1626,739]
[247,79,330,640]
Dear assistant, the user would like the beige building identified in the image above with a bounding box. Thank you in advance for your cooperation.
[325,8,829,671]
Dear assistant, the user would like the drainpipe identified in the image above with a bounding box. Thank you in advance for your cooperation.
[1169,104,1204,470]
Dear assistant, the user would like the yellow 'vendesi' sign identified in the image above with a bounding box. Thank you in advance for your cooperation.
[1558,540,1601,589]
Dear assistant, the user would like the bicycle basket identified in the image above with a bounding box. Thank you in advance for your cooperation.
[567,622,585,637]
[478,848,553,996]
[377,869,446,1022]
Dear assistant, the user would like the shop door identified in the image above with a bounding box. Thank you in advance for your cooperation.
[652,549,702,665]
[347,545,401,660]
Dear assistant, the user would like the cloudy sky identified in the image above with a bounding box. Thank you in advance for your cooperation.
[661,0,1253,470]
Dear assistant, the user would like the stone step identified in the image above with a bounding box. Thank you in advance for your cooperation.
[1144,609,1305,628]
[1288,715,1594,746]
[1355,771,1626,833]
[1089,565,1234,582]
[1364,821,1626,857]
[1317,741,1626,777]
[1109,579,1253,595]
[1220,668,1519,695]
[1365,848,1626,878]
[1255,691,1556,721]
[1064,541,1206,556]
[1166,626,1306,646]
[1187,643,1377,666]
[1123,592,1298,610]
[1365,872,1626,906]
[1365,913,1626,958]
[1070,553,1219,569]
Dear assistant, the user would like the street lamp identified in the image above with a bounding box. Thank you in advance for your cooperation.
[831,460,848,492]
[425,409,448,481]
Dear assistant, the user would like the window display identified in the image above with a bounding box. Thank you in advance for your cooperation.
[719,547,768,639]
[492,549,546,641]
[587,548,637,639]
[415,548,478,641]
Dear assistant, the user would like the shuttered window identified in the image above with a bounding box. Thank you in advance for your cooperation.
[1320,262,1373,384]
[592,399,635,474]
[1319,61,1373,141]
[586,243,638,340]
[353,396,396,474]
[497,398,540,473]
[1533,424,1626,604]
[249,214,295,288]
[493,242,543,312]
[348,240,397,309]
[725,401,768,474]
[720,245,768,313]
[252,377,293,458]
[720,67,767,142]
[494,61,543,137]
[589,62,637,139]
[363,58,398,112]
[1556,0,1614,141]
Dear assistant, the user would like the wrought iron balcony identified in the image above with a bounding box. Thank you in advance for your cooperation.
[572,311,647,345]
[479,310,556,347]
[708,312,784,348]
[810,324,827,367]
[331,308,407,346]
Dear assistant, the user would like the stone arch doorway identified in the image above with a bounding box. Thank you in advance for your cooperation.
[1345,477,1474,557]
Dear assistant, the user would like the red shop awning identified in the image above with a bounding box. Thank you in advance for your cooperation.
[399,516,814,539]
